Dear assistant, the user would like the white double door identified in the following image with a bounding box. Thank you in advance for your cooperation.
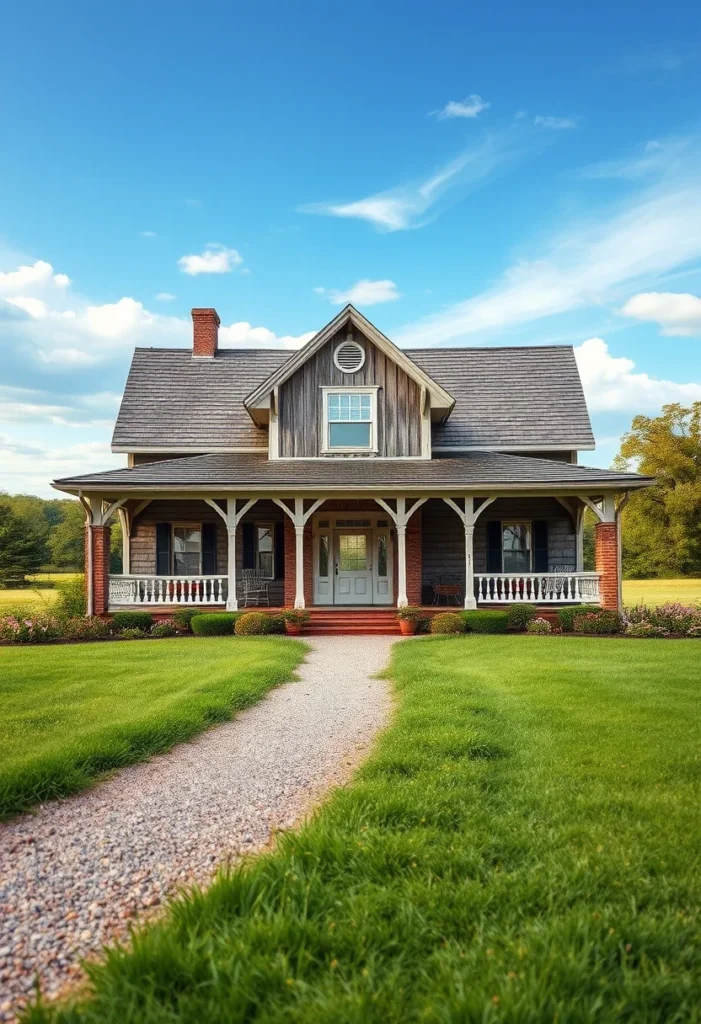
[314,521,393,605]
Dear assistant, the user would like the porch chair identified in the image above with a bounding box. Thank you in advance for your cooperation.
[431,575,463,605]
[241,569,270,607]
[544,564,576,601]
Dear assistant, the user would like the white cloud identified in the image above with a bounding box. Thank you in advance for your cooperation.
[0,436,122,498]
[397,140,701,345]
[316,279,402,306]
[302,130,535,232]
[183,198,202,208]
[0,260,70,294]
[178,244,243,275]
[218,321,315,350]
[620,291,701,336]
[534,115,578,130]
[155,291,176,302]
[432,95,490,120]
[575,337,701,411]
[140,230,157,238]
[0,385,121,428]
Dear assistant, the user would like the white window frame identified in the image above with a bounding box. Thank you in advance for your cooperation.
[320,386,379,454]
[501,520,533,573]
[255,521,276,580]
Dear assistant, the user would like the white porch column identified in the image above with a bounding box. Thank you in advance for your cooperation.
[226,497,238,611]
[294,525,306,609]
[464,516,476,609]
[118,508,130,575]
[396,525,408,608]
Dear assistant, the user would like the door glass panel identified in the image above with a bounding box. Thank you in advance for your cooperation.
[173,527,201,576]
[319,534,329,577]
[338,534,367,571]
[377,535,388,577]
[502,523,531,572]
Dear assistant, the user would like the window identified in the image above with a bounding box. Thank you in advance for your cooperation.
[502,522,531,573]
[172,526,201,575]
[338,534,368,571]
[322,387,378,453]
[256,524,275,579]
[318,534,329,578]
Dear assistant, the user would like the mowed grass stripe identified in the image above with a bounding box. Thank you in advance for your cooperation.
[0,637,305,819]
[28,636,701,1023]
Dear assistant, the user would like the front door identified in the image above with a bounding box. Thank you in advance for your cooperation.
[334,530,372,604]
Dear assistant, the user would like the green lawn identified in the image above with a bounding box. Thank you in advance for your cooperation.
[0,573,82,611]
[0,636,304,819]
[623,578,701,607]
[29,636,701,1024]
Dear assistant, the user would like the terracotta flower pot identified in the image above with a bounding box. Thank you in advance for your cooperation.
[284,622,302,635]
[399,619,417,635]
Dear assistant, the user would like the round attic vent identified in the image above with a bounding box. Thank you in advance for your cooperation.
[334,338,365,373]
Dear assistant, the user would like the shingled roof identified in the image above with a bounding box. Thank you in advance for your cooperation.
[112,344,594,452]
[54,451,651,495]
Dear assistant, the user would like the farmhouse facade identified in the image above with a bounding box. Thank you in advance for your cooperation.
[53,305,653,620]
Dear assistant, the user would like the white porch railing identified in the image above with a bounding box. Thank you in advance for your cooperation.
[475,572,601,604]
[109,575,227,606]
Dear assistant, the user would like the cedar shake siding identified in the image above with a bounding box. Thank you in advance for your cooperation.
[278,325,422,458]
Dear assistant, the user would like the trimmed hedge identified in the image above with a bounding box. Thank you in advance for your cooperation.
[172,607,203,633]
[506,603,538,631]
[111,611,154,633]
[429,612,465,635]
[191,613,240,637]
[557,604,600,633]
[463,610,509,634]
[235,612,271,636]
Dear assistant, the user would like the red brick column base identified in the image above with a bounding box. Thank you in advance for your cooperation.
[406,510,422,606]
[594,521,619,611]
[85,523,111,616]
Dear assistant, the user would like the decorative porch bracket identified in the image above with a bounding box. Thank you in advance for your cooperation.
[273,497,325,608]
[205,497,258,610]
[441,496,497,610]
[79,493,128,617]
[374,496,428,607]
[117,500,151,575]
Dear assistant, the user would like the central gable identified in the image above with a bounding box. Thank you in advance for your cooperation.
[278,321,424,458]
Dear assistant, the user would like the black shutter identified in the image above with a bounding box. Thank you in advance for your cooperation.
[486,521,502,573]
[533,521,549,572]
[156,523,171,575]
[202,522,217,574]
[242,521,255,570]
[274,521,284,579]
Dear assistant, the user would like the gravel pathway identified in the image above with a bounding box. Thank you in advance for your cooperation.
[0,636,396,1021]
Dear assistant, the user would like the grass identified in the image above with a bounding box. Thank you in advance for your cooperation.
[623,578,701,607]
[0,636,305,819]
[28,636,701,1024]
[0,573,82,611]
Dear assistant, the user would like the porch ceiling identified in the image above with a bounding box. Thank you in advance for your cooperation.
[53,450,654,498]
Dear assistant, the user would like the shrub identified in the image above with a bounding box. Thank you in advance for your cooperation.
[624,622,669,639]
[53,575,86,618]
[506,603,538,631]
[191,613,240,637]
[463,610,509,634]
[527,617,552,635]
[573,610,623,635]
[687,624,701,638]
[235,612,270,636]
[429,612,465,635]
[111,611,154,633]
[0,614,63,643]
[396,606,424,621]
[557,605,601,633]
[280,609,311,626]
[265,615,285,635]
[626,602,699,636]
[172,607,203,633]
[62,616,111,641]
[117,627,148,640]
[151,622,178,638]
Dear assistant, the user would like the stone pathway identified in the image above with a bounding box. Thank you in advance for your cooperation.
[0,636,396,1021]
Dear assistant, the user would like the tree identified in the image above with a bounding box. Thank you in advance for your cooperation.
[48,500,86,569]
[614,403,701,578]
[0,500,44,586]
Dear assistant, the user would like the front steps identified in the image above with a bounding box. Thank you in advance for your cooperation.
[306,609,402,636]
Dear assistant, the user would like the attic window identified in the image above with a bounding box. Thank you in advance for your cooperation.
[333,339,365,374]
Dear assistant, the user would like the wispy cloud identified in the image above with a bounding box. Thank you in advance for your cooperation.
[315,279,401,306]
[431,95,490,120]
[621,291,701,336]
[301,129,539,232]
[155,292,176,302]
[183,198,202,208]
[575,337,701,411]
[397,135,701,346]
[178,244,243,275]
[581,137,692,181]
[140,230,157,238]
[534,115,578,130]
[616,45,685,74]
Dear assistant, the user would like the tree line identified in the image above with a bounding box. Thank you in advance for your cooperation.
[1,403,699,587]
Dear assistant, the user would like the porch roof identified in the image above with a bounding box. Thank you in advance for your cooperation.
[53,451,653,496]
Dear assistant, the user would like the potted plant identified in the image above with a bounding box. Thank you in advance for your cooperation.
[281,608,311,635]
[396,606,423,635]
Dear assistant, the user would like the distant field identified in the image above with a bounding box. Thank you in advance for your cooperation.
[623,578,701,607]
[0,573,82,612]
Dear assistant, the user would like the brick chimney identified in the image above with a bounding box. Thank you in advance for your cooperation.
[191,307,220,358]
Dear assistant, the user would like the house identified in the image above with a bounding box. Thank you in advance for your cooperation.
[53,305,653,622]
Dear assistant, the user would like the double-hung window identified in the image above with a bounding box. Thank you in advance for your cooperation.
[322,387,378,453]
[502,522,531,573]
[255,524,275,579]
[172,526,201,575]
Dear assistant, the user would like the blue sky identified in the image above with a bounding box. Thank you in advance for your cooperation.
[2,0,701,496]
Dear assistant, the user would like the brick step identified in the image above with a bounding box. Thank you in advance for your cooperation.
[305,628,401,636]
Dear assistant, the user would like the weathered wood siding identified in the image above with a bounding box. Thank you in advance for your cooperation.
[421,497,576,602]
[128,499,285,605]
[278,325,422,457]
